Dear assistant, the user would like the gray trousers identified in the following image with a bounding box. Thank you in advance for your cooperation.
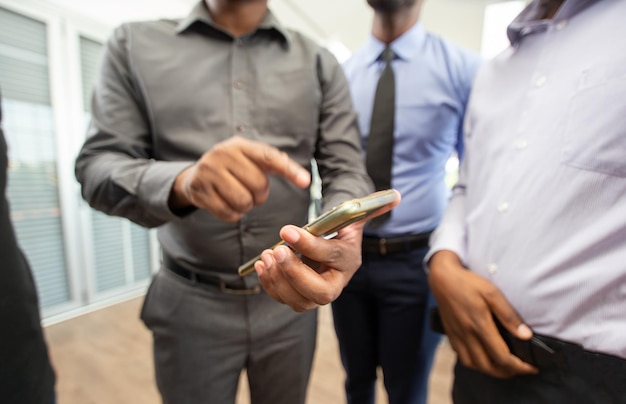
[141,269,318,404]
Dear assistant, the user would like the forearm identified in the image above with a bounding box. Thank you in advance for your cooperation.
[75,149,192,227]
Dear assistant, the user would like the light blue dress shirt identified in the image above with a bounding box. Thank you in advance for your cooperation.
[343,22,481,237]
[429,0,626,358]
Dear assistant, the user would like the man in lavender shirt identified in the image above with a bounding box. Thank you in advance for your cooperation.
[426,0,626,402]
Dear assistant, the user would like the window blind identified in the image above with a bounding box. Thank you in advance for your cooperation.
[0,6,70,308]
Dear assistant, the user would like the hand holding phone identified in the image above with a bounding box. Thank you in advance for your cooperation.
[238,189,399,276]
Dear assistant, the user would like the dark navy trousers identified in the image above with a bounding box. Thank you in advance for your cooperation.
[331,247,441,404]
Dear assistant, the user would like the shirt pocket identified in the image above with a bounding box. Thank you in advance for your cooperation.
[562,64,626,177]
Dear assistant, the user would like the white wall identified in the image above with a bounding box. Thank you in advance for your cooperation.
[423,0,498,52]
[272,0,509,53]
[272,0,520,53]
[24,0,521,54]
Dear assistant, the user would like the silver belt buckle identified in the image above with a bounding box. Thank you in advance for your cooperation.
[379,238,388,256]
[219,280,261,295]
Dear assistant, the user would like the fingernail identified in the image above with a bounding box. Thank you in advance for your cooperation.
[517,323,533,339]
[261,253,272,268]
[253,260,264,275]
[282,226,301,243]
[295,168,311,186]
[275,246,288,263]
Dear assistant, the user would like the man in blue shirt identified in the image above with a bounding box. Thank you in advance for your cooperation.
[331,1,481,403]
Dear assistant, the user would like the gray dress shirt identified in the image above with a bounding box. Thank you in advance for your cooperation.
[75,2,372,275]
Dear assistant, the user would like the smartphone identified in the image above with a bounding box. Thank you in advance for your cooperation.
[238,189,399,276]
[429,307,564,369]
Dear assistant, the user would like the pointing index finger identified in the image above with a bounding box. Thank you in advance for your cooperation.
[242,141,311,189]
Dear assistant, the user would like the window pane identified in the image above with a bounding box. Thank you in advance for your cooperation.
[91,211,126,292]
[79,36,102,113]
[0,7,69,308]
[130,222,151,281]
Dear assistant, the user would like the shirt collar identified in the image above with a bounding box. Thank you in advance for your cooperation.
[507,0,598,46]
[364,21,426,65]
[176,1,291,47]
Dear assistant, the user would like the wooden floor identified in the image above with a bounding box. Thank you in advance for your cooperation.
[44,296,456,404]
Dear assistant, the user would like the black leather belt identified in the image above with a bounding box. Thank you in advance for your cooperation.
[163,255,260,295]
[533,333,626,375]
[362,231,432,256]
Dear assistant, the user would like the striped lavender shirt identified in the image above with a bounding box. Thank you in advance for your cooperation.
[428,0,626,359]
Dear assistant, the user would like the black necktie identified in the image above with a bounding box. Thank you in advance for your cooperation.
[366,46,395,225]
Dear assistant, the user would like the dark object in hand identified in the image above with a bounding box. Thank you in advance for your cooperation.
[429,307,565,369]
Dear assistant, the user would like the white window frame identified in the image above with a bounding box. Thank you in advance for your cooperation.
[0,0,159,324]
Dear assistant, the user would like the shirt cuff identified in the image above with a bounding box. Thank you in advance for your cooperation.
[423,222,468,274]
[137,160,195,222]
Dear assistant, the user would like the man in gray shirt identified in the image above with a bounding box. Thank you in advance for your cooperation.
[74,0,373,403]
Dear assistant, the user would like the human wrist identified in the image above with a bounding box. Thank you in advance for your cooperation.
[168,167,194,212]
[428,250,463,274]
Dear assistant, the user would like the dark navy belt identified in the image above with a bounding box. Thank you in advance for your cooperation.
[362,231,432,256]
